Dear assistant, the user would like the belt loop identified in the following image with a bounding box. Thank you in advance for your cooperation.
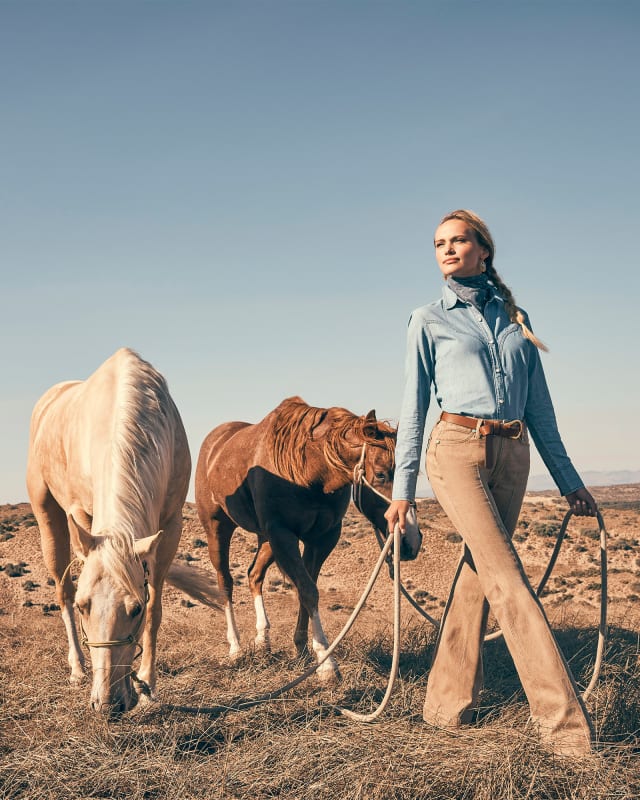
[474,417,483,439]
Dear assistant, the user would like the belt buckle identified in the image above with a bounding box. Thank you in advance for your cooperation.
[507,420,523,439]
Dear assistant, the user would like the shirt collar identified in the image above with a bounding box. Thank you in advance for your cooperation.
[442,283,461,309]
[442,281,499,310]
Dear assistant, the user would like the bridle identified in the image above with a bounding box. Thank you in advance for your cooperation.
[352,442,392,511]
[60,557,149,651]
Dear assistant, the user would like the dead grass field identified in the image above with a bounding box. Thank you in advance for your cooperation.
[1,485,639,799]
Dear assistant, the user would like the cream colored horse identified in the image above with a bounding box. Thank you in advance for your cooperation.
[27,348,220,716]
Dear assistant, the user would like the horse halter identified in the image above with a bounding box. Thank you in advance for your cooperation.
[61,557,150,650]
[352,442,391,512]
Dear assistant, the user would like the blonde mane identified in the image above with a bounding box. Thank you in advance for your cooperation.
[271,397,396,488]
[108,350,176,540]
[95,528,145,604]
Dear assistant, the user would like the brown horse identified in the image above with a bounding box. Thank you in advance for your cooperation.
[26,348,221,715]
[195,396,421,680]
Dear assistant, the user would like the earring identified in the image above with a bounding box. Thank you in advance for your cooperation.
[479,259,486,272]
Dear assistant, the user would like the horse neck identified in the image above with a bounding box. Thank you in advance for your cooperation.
[91,374,170,539]
[314,430,364,494]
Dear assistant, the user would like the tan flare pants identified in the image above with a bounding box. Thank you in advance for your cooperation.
[424,419,594,757]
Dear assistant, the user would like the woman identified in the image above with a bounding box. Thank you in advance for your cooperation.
[385,209,597,758]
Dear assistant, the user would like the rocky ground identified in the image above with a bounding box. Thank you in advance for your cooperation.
[1,484,638,660]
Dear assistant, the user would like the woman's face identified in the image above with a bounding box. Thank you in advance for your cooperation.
[434,219,489,278]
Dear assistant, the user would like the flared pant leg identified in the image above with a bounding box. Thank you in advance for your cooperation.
[423,421,594,756]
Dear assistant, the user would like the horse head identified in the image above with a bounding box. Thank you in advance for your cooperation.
[68,514,161,717]
[352,411,422,561]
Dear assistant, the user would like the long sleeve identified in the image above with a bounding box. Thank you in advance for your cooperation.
[392,311,434,501]
[524,343,583,496]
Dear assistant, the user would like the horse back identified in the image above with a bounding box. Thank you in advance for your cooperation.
[27,349,190,530]
[195,416,351,540]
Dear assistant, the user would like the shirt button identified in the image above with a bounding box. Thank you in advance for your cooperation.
[498,400,504,404]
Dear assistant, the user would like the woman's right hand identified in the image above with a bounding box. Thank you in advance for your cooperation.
[384,499,412,534]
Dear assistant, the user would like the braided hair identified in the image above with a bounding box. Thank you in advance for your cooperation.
[439,209,548,352]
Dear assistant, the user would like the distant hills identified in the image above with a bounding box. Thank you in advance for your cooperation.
[526,469,640,492]
[415,470,640,497]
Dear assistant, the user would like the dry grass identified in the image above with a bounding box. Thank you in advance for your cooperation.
[2,610,639,800]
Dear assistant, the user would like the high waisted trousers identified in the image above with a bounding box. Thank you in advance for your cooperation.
[423,419,594,757]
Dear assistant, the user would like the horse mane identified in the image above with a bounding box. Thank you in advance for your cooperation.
[96,528,145,604]
[109,349,176,539]
[271,397,396,488]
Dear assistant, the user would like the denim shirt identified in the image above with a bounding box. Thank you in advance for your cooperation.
[392,283,583,500]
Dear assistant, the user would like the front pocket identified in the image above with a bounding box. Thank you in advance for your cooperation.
[436,421,476,444]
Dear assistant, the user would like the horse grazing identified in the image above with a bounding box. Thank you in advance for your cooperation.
[26,348,220,716]
[195,396,421,681]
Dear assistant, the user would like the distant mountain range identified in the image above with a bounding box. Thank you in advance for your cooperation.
[415,470,640,497]
[526,470,640,492]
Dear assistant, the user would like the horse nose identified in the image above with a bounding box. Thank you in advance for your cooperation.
[91,698,126,716]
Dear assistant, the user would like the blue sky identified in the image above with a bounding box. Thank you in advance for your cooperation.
[2,0,638,503]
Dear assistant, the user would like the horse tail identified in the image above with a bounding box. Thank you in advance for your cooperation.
[166,562,225,610]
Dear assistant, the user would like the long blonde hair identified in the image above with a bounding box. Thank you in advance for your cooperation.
[439,209,548,351]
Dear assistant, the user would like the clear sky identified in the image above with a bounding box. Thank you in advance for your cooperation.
[2,0,638,503]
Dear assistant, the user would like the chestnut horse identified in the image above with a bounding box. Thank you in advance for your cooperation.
[195,396,421,681]
[26,348,221,715]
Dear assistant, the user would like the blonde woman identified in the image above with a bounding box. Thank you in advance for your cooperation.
[385,209,597,757]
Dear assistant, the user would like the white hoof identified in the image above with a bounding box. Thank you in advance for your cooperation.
[316,656,341,683]
[227,646,243,663]
[254,635,271,653]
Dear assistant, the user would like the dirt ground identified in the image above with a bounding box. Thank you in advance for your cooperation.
[1,483,639,665]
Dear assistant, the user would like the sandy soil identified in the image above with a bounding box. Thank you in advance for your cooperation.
[1,484,639,664]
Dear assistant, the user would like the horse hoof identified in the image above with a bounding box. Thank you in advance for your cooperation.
[69,673,86,687]
[134,691,157,710]
[316,659,342,683]
[254,637,271,654]
[227,648,244,664]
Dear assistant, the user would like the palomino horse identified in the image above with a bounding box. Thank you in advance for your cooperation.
[195,396,421,680]
[27,348,220,715]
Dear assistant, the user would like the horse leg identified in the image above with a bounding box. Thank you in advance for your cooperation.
[28,480,86,684]
[136,511,182,702]
[294,525,341,662]
[200,505,242,660]
[267,526,340,682]
[247,538,275,652]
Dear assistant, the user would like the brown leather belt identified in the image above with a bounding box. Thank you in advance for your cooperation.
[440,411,524,439]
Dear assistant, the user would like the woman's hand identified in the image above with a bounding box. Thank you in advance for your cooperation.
[384,499,412,533]
[564,487,598,517]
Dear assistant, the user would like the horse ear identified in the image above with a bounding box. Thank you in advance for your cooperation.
[134,530,163,573]
[67,512,96,559]
[310,409,330,439]
[363,409,378,437]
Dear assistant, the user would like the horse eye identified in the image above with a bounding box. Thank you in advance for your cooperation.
[374,472,387,481]
[130,603,142,618]
[76,600,89,615]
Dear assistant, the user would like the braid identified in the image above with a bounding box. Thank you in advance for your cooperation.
[440,209,548,352]
[485,264,548,352]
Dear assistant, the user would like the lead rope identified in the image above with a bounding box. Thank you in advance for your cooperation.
[209,447,404,719]
[363,497,608,702]
[208,522,401,718]
[483,509,608,700]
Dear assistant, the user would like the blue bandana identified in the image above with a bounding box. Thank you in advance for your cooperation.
[447,273,493,311]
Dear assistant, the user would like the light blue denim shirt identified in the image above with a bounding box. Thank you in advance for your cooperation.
[392,283,583,500]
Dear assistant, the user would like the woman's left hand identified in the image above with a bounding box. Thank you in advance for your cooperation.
[564,487,598,516]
